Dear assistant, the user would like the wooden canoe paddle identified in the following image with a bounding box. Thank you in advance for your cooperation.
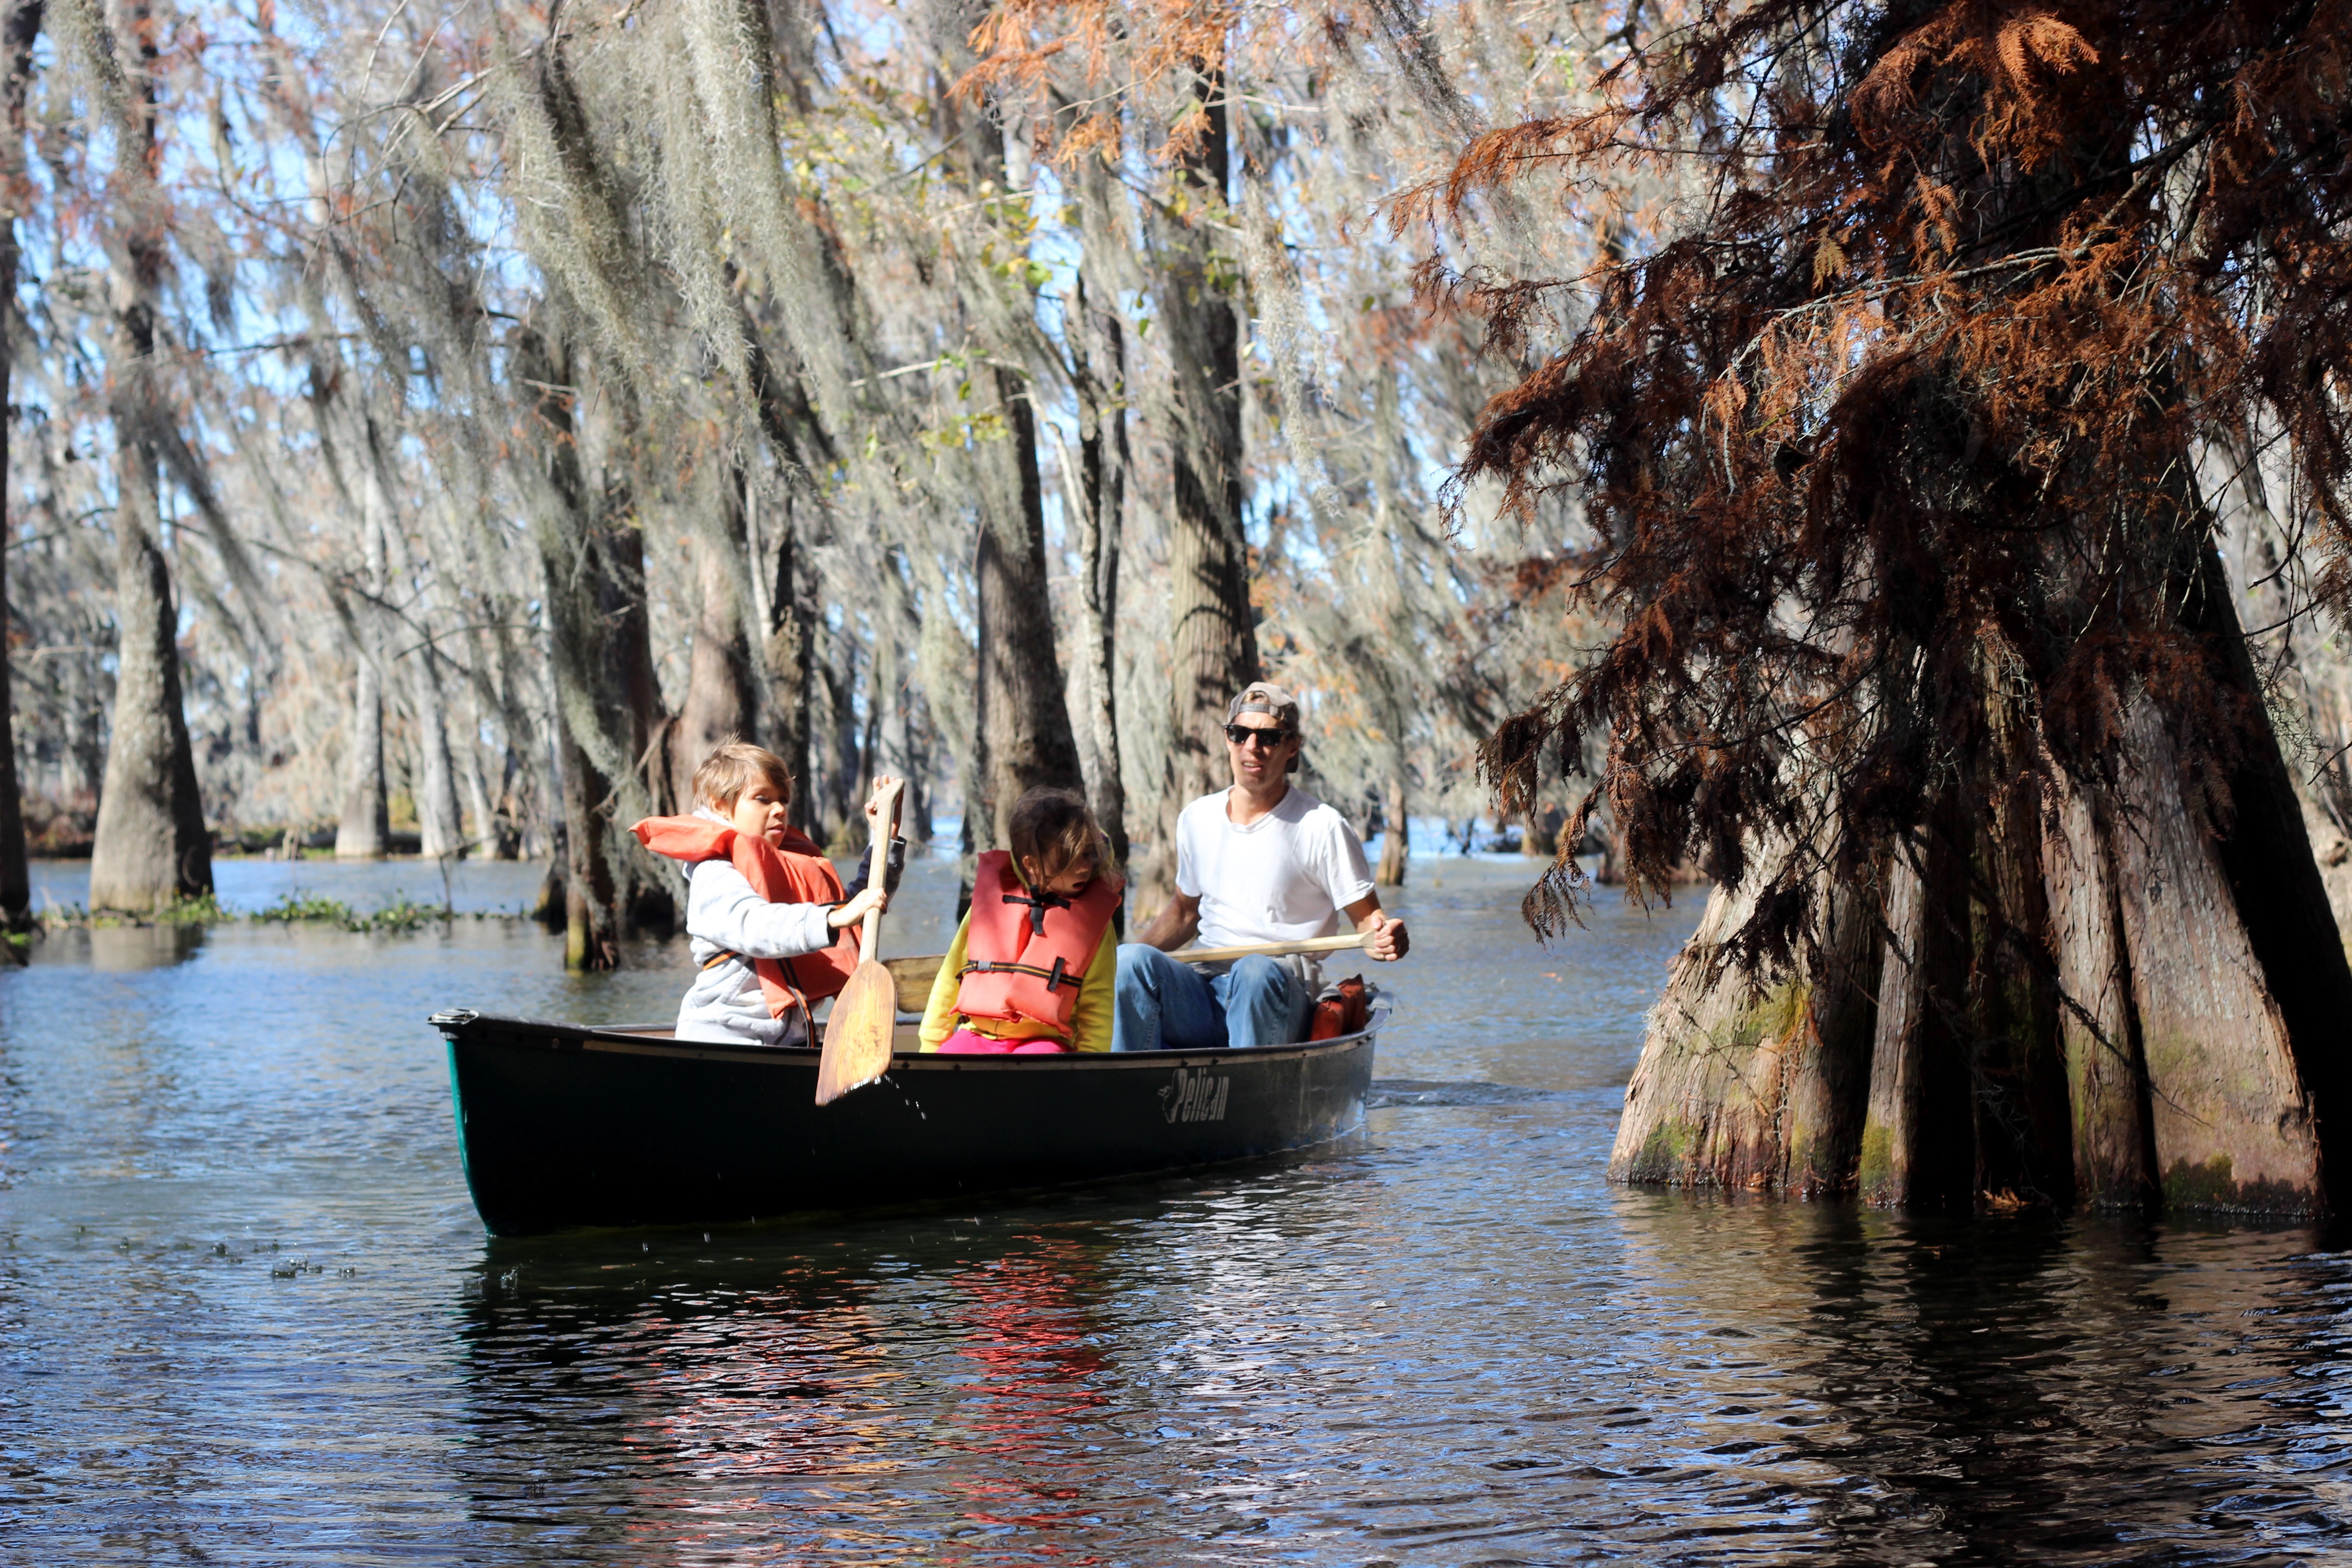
[1168,931,1370,964]
[814,778,904,1105]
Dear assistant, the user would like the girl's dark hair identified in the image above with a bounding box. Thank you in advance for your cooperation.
[1006,787,1107,887]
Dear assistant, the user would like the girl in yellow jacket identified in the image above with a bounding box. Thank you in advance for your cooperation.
[920,788,1121,1054]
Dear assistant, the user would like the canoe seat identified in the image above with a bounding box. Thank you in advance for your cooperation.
[883,954,947,1014]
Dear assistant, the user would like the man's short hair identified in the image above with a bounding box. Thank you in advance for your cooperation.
[693,737,794,810]
[1226,681,1301,731]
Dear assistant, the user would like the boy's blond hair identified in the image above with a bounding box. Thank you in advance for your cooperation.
[693,738,794,811]
[1007,787,1108,887]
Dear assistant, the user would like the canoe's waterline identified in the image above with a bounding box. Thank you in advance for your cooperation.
[434,1008,1382,1235]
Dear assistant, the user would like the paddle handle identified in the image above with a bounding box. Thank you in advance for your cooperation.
[860,779,904,954]
[1168,931,1368,964]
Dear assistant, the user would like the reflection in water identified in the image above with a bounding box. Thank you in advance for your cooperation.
[82,922,207,972]
[455,1223,1138,1562]
[8,856,2352,1563]
[937,1241,1113,1537]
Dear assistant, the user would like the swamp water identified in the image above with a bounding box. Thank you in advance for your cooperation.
[4,854,2352,1565]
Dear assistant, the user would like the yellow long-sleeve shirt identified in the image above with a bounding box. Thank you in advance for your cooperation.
[916,911,1117,1053]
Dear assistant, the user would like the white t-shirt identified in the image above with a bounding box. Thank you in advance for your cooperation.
[1175,786,1377,954]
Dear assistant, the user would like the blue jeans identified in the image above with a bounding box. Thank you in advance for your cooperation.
[1112,945,1313,1052]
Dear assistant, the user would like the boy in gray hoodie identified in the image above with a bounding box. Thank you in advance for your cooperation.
[642,741,901,1047]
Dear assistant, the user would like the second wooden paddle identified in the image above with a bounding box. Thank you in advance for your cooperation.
[1167,931,1370,964]
[814,778,903,1105]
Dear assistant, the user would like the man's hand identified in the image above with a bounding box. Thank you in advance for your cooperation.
[1344,896,1409,961]
[1137,890,1202,952]
[828,885,888,930]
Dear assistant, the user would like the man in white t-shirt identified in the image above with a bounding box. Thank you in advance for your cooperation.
[1113,681,1409,1051]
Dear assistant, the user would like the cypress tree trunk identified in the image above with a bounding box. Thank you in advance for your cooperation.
[600,480,668,859]
[758,494,813,832]
[967,364,1085,848]
[936,96,1084,872]
[555,715,617,969]
[88,398,211,911]
[86,2,209,913]
[372,440,463,860]
[516,325,653,969]
[460,697,509,858]
[333,657,388,859]
[0,0,40,924]
[1063,273,1130,870]
[1376,773,1408,886]
[410,654,462,860]
[669,456,757,807]
[333,431,390,859]
[1151,72,1259,904]
[1613,570,2352,1216]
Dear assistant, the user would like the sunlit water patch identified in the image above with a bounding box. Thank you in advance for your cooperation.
[4,855,2350,1564]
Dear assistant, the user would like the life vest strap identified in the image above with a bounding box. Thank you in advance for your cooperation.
[1000,887,1072,935]
[703,949,740,970]
[958,956,1077,990]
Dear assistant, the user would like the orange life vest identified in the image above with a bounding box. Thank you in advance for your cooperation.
[954,849,1122,1037]
[629,815,859,1017]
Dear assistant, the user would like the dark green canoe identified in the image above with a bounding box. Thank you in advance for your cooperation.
[430,1005,1383,1236]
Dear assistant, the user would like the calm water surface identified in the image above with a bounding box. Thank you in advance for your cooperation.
[5,855,2352,1565]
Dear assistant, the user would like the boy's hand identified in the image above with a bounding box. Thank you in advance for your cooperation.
[828,885,888,930]
[863,775,905,832]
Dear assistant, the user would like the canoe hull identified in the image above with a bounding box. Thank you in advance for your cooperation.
[435,1011,1379,1235]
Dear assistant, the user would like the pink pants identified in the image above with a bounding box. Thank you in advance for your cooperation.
[936,1028,1070,1055]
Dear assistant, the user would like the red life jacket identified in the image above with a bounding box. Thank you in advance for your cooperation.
[629,815,858,1017]
[955,850,1122,1037]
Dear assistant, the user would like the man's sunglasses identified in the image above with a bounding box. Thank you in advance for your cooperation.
[1224,724,1295,748]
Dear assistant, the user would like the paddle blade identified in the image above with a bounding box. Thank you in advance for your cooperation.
[815,960,897,1105]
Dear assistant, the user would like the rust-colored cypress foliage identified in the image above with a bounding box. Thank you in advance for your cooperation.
[1423,0,2352,1213]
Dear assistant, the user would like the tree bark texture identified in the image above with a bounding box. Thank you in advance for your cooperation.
[669,455,758,809]
[372,432,463,859]
[0,0,39,921]
[1612,642,2352,1217]
[1045,409,1125,868]
[1612,853,1882,1197]
[940,98,1084,867]
[756,491,814,832]
[518,327,672,968]
[333,654,388,858]
[461,701,509,858]
[409,652,462,859]
[1149,76,1258,908]
[1066,272,1130,869]
[1377,772,1408,886]
[88,414,211,910]
[332,435,390,859]
[965,367,1085,856]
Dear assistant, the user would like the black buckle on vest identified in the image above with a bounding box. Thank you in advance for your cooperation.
[1001,887,1071,936]
[1048,956,1070,991]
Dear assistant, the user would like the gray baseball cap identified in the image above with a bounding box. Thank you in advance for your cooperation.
[1226,681,1301,730]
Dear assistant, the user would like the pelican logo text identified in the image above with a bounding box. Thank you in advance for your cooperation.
[1160,1068,1231,1124]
